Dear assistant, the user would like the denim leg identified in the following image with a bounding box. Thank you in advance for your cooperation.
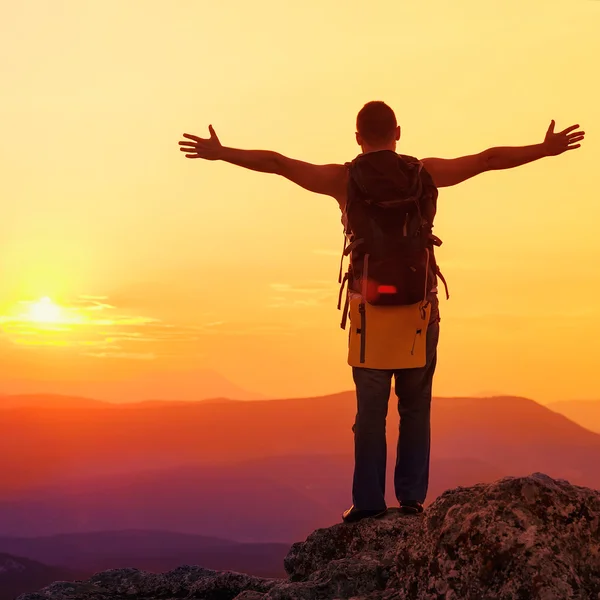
[351,367,393,510]
[393,311,440,504]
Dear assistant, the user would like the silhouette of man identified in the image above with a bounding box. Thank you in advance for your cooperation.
[178,101,585,523]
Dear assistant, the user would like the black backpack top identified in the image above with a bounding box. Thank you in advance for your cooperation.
[337,150,448,328]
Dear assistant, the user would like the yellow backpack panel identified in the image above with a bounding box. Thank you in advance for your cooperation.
[348,297,431,370]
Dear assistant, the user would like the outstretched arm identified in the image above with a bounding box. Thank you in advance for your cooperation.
[179,125,346,201]
[421,120,585,188]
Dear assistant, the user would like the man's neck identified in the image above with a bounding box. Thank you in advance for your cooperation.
[360,146,396,155]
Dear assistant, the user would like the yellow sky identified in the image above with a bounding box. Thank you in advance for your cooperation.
[1,0,599,401]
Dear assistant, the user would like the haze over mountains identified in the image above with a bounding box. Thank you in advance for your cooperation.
[1,392,600,533]
[548,399,600,434]
[0,368,266,403]
[2,390,599,598]
[0,393,238,410]
[0,553,82,600]
[0,394,108,410]
[0,531,288,580]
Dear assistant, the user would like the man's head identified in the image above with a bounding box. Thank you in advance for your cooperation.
[355,101,400,153]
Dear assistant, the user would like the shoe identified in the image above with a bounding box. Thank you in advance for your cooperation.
[342,505,387,523]
[400,501,424,515]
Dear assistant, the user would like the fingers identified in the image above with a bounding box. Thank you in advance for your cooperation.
[559,124,580,136]
[569,134,585,143]
[209,124,221,143]
[179,140,198,149]
[179,145,200,157]
[566,144,581,151]
[547,120,556,134]
[181,128,219,143]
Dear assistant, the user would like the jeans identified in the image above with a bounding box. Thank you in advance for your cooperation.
[350,295,440,509]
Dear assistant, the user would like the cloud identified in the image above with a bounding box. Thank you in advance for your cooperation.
[450,310,600,326]
[0,294,299,360]
[0,295,199,358]
[202,321,226,328]
[267,281,337,309]
[83,351,156,360]
[70,296,115,311]
[192,321,295,337]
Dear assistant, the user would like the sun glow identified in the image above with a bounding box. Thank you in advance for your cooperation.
[27,297,63,324]
[0,295,141,350]
[22,297,87,327]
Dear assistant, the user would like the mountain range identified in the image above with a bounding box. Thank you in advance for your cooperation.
[1,392,599,541]
[1,391,599,599]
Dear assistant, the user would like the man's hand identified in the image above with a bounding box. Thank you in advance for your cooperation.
[179,125,224,160]
[542,120,585,156]
[177,124,346,202]
[423,119,586,187]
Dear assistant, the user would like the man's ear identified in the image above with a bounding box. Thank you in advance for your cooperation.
[395,125,401,141]
[355,131,362,146]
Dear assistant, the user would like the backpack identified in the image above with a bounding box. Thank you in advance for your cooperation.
[337,150,448,330]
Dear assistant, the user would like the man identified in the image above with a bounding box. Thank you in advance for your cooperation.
[178,101,585,523]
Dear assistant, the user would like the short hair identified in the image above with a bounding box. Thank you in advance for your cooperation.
[356,101,397,145]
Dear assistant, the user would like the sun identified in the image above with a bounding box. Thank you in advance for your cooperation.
[27,297,63,324]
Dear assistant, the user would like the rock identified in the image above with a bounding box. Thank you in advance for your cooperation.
[16,566,280,600]
[17,473,600,600]
[232,593,267,600]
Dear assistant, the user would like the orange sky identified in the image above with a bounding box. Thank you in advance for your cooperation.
[1,0,599,402]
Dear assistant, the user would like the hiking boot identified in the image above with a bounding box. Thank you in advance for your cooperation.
[342,505,387,523]
[400,501,424,515]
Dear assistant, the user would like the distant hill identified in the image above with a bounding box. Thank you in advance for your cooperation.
[547,399,600,434]
[0,394,244,411]
[123,397,242,408]
[0,553,81,600]
[431,395,600,482]
[0,393,599,543]
[0,394,108,410]
[0,392,597,486]
[0,369,266,402]
[0,531,288,579]
[0,458,335,542]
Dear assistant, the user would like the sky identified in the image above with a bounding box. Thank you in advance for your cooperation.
[1,0,599,402]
